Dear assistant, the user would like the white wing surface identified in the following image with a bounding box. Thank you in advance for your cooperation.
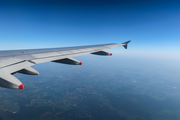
[0,40,131,89]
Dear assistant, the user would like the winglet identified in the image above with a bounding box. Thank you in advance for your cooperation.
[122,40,131,49]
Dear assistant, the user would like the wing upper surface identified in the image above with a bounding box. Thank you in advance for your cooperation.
[0,41,130,89]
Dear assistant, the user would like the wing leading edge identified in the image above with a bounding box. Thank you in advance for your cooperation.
[0,40,131,89]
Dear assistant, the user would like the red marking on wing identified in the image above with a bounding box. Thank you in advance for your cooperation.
[19,84,24,89]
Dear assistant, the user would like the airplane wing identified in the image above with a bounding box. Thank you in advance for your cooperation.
[0,40,131,89]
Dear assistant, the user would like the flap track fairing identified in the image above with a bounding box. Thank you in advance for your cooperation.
[17,67,39,75]
[0,73,23,89]
[52,58,82,65]
[91,51,112,56]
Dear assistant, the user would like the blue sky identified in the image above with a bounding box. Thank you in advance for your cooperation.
[0,0,180,60]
